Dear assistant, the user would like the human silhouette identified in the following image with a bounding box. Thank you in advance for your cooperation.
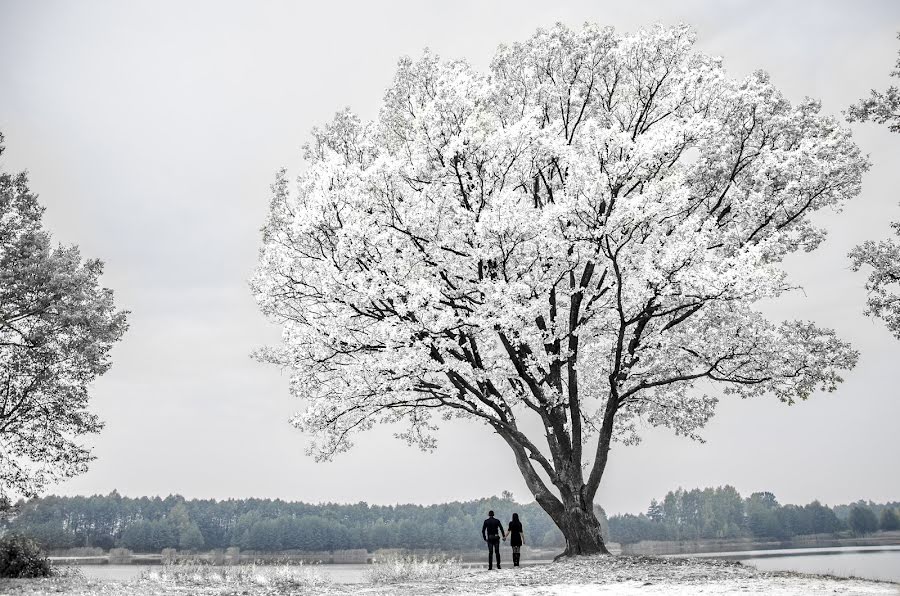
[481,510,506,570]
[507,512,524,567]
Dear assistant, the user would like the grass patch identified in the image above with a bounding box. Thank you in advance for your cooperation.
[139,562,332,590]
[366,555,465,584]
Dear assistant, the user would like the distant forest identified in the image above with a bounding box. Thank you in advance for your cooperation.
[3,488,898,552]
[3,491,564,552]
[608,487,899,544]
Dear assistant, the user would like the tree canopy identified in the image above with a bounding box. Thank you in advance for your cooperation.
[253,23,867,554]
[0,134,128,498]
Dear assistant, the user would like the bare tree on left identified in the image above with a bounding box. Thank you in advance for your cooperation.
[0,134,128,498]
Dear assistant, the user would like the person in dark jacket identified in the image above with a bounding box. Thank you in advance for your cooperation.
[507,513,525,567]
[481,510,506,569]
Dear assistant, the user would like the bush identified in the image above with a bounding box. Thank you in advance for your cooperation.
[0,533,52,578]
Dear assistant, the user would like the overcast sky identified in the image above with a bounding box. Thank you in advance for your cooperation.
[0,0,898,515]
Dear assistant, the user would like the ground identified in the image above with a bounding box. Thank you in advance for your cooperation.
[0,555,896,596]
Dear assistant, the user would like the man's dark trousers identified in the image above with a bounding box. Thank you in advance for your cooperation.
[487,535,501,569]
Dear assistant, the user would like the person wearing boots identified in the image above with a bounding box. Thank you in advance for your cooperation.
[507,512,524,567]
[481,510,506,569]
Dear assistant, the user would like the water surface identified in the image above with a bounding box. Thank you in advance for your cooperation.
[737,547,900,583]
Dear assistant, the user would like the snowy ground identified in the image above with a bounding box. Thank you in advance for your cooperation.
[0,555,896,595]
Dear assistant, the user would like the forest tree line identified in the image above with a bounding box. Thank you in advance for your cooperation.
[2,488,898,553]
[608,487,900,544]
[2,491,565,552]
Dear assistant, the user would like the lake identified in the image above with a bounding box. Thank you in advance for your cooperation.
[735,546,900,583]
[63,547,900,584]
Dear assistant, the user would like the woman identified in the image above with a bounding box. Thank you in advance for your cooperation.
[506,512,525,567]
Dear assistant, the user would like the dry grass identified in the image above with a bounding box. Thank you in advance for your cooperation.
[139,561,333,590]
[366,554,465,584]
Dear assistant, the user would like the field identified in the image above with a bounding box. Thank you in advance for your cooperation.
[0,555,897,596]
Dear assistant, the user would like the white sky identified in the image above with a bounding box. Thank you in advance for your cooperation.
[0,0,898,515]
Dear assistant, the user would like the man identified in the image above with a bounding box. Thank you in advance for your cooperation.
[481,510,506,570]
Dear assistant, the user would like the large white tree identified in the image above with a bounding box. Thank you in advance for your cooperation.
[253,24,867,555]
[847,32,900,339]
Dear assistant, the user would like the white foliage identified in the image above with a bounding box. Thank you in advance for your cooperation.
[252,23,865,474]
[846,34,900,340]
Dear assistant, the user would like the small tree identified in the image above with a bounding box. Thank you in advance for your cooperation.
[0,134,129,498]
[848,506,879,535]
[847,33,900,338]
[879,507,900,531]
[179,523,206,551]
[805,500,843,534]
[253,23,866,555]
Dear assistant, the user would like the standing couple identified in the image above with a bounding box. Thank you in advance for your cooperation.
[481,510,524,570]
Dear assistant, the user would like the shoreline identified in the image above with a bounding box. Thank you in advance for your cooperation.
[46,537,900,567]
[620,531,900,556]
[7,554,895,596]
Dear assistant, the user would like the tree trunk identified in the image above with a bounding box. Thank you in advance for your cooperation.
[497,429,611,557]
[552,500,611,557]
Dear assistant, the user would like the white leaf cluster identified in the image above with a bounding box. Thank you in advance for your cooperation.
[850,218,900,339]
